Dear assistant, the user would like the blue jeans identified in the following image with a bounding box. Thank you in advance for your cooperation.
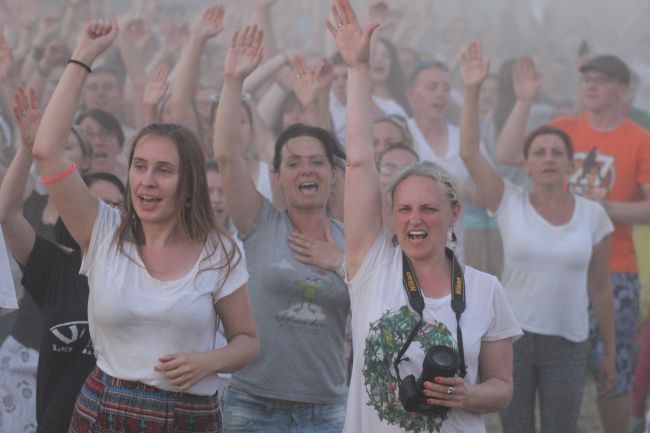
[221,387,345,433]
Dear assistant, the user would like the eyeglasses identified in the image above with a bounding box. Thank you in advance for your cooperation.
[580,74,616,85]
[210,92,252,104]
[378,162,405,177]
[81,128,114,141]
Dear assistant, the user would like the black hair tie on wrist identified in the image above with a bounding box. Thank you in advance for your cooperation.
[67,59,92,74]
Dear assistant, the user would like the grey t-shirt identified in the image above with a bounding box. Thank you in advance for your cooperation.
[231,199,349,404]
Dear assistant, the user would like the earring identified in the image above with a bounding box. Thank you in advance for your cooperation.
[448,226,457,249]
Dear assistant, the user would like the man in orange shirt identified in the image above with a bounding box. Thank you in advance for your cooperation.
[496,54,650,433]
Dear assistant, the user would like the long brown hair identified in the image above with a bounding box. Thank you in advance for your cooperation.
[114,123,240,286]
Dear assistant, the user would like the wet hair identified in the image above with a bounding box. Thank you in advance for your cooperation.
[376,143,420,168]
[386,160,460,209]
[114,123,240,284]
[75,109,125,148]
[372,114,414,148]
[70,125,94,171]
[375,38,412,116]
[272,123,346,173]
[54,172,126,250]
[523,125,574,160]
[205,159,220,174]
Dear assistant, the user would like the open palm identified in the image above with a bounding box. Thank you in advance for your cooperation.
[195,5,224,40]
[460,41,490,88]
[512,57,541,102]
[13,87,42,148]
[326,0,379,68]
[224,25,263,80]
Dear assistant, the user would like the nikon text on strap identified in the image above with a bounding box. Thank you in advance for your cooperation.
[394,247,467,383]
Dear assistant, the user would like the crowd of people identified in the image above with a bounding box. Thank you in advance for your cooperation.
[0,0,648,433]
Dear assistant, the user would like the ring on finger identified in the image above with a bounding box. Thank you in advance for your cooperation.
[336,23,344,28]
[447,386,456,395]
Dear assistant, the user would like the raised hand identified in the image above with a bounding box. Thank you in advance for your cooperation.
[193,5,224,40]
[460,41,490,89]
[143,63,169,107]
[121,15,152,51]
[291,55,320,107]
[512,56,541,103]
[71,19,119,66]
[326,0,379,68]
[0,33,15,83]
[13,87,42,148]
[224,25,263,81]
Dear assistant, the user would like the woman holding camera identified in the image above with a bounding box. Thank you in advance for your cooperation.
[458,42,615,433]
[328,1,522,432]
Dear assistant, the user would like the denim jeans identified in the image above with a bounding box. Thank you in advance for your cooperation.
[222,387,345,433]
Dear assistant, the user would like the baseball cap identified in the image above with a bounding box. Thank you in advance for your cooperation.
[579,55,631,85]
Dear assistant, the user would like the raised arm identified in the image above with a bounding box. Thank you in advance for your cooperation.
[291,55,333,131]
[141,63,169,127]
[327,0,380,278]
[32,20,118,253]
[0,87,40,265]
[459,42,504,213]
[212,25,264,237]
[495,57,541,166]
[168,5,224,135]
[0,34,19,126]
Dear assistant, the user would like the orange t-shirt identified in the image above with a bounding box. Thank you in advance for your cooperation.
[552,114,650,272]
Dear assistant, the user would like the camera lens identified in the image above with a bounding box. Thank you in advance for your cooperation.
[431,350,455,367]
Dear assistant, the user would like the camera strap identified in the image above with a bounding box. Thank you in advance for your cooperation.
[394,247,467,383]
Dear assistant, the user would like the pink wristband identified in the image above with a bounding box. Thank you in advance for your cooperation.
[40,162,77,185]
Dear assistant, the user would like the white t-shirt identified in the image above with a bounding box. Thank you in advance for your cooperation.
[408,119,473,263]
[491,181,613,342]
[373,95,409,119]
[255,161,273,203]
[80,202,249,395]
[0,230,17,315]
[345,231,522,433]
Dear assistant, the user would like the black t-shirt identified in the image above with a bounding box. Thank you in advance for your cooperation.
[21,236,95,433]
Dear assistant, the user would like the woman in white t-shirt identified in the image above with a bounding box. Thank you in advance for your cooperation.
[328,2,522,432]
[32,20,259,432]
[458,42,616,433]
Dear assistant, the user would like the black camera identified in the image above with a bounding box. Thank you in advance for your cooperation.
[398,345,459,414]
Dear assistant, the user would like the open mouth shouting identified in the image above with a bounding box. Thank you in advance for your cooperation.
[298,181,319,195]
[407,230,429,241]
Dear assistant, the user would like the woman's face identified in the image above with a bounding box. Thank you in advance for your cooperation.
[373,120,404,158]
[89,179,124,207]
[80,116,121,175]
[206,169,228,228]
[378,148,418,193]
[524,133,572,186]
[129,134,181,227]
[281,99,305,131]
[392,175,458,263]
[331,63,348,105]
[478,76,498,119]
[275,135,334,211]
[64,133,89,173]
[370,40,391,84]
